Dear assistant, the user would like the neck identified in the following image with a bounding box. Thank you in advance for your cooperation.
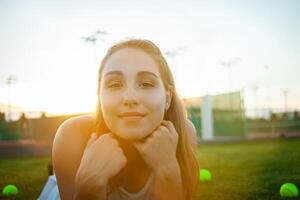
[110,137,152,193]
[117,138,147,168]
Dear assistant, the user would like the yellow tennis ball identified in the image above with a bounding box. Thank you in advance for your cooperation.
[2,184,18,196]
[199,169,212,182]
[280,183,299,198]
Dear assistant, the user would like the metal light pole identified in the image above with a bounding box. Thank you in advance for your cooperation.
[82,30,108,65]
[264,65,271,119]
[164,46,186,59]
[252,84,259,119]
[282,89,289,113]
[219,57,241,109]
[5,75,17,121]
[164,46,186,88]
[219,57,241,93]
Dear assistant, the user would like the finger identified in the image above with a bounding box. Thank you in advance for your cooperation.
[161,120,177,136]
[161,120,170,128]
[132,140,145,153]
[86,132,97,148]
[107,132,119,140]
[157,125,169,135]
[161,120,176,132]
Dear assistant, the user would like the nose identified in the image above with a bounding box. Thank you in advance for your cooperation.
[123,87,139,107]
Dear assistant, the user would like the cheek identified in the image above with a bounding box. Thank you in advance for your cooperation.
[143,90,166,120]
[100,92,120,122]
[146,94,165,113]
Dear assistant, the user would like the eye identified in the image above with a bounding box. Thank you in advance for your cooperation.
[108,81,123,88]
[139,82,154,88]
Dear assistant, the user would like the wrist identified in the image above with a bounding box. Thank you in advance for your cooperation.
[153,159,180,176]
[74,169,108,199]
[74,190,106,200]
[74,183,107,200]
[152,159,184,200]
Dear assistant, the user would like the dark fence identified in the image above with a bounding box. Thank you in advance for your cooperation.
[248,119,300,134]
[0,114,80,141]
[0,120,21,140]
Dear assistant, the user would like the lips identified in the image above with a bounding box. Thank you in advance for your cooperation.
[118,112,147,117]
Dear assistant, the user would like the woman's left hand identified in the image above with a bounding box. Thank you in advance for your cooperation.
[133,120,179,172]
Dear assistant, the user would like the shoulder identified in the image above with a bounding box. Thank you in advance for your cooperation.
[58,114,96,133]
[53,113,96,154]
[53,113,96,153]
[185,119,198,149]
[186,119,196,134]
[52,114,96,198]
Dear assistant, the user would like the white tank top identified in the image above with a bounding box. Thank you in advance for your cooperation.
[39,173,155,200]
[107,172,155,200]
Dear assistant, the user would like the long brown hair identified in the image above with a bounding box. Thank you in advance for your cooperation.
[94,39,199,199]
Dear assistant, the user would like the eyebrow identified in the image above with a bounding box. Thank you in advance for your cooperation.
[104,70,159,78]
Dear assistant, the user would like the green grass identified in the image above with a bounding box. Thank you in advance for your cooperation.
[0,138,300,200]
[0,157,50,200]
[195,138,300,200]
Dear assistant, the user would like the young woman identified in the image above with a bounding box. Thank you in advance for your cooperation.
[52,39,199,200]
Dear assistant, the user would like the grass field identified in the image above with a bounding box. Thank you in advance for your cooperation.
[0,138,300,200]
[195,138,300,200]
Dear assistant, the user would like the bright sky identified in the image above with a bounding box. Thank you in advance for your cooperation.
[1,0,300,116]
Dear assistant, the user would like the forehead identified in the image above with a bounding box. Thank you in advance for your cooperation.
[102,48,161,77]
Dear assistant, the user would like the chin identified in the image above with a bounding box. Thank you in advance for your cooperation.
[116,129,152,141]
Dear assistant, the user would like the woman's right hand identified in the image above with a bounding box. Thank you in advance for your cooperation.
[74,132,127,199]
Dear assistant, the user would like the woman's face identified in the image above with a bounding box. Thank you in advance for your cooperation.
[100,48,170,141]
